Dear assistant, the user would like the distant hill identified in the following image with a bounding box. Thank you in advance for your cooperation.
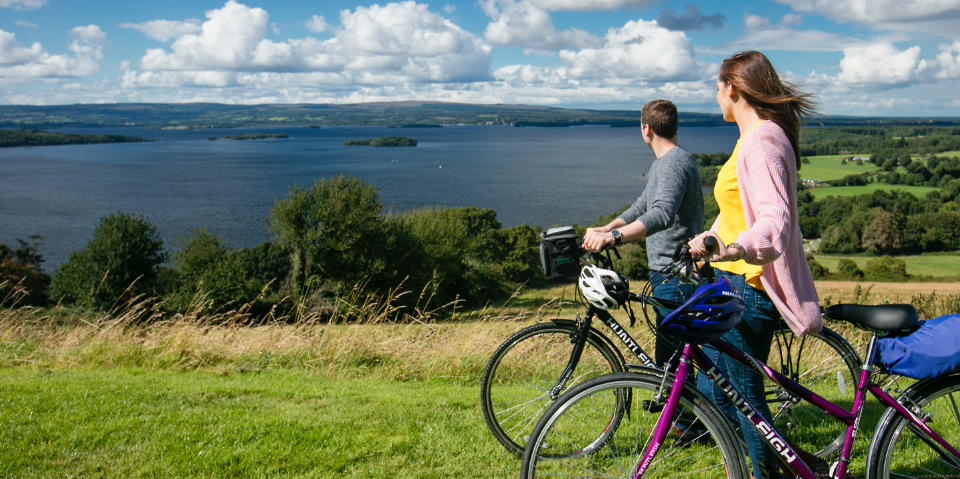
[0,101,956,130]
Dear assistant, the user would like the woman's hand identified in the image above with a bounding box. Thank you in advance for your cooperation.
[583,228,614,253]
[688,232,740,262]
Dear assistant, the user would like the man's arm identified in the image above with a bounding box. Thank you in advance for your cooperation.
[634,154,690,238]
[583,213,650,252]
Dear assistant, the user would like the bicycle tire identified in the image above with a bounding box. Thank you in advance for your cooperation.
[520,371,748,479]
[767,325,861,458]
[867,373,960,479]
[480,320,625,457]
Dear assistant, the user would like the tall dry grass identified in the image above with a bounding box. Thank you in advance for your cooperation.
[2,279,958,381]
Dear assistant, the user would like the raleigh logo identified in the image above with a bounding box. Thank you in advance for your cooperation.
[704,365,797,463]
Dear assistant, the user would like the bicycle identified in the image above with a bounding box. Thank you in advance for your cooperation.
[520,281,960,479]
[481,238,861,458]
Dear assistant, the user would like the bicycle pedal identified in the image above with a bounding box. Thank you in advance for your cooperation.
[642,400,664,413]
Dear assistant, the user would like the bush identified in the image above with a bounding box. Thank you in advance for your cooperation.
[864,256,909,282]
[837,259,864,280]
[807,256,829,280]
[48,212,166,308]
[0,236,49,306]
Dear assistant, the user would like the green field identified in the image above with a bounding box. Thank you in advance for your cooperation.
[808,182,939,200]
[0,368,517,478]
[799,154,884,181]
[813,253,960,278]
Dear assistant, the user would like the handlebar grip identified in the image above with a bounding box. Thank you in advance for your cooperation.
[703,235,719,254]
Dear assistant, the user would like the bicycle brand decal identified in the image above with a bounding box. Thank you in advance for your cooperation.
[608,320,642,355]
[703,365,798,463]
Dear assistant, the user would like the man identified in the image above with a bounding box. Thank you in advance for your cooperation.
[582,99,704,367]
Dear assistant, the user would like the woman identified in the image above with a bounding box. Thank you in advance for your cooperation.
[687,51,823,479]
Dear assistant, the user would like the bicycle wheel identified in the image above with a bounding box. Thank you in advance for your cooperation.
[521,371,747,479]
[767,325,861,458]
[480,320,625,457]
[868,374,960,479]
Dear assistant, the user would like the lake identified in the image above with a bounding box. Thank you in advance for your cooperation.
[0,125,740,268]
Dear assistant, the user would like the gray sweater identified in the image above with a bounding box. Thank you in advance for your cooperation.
[619,146,704,273]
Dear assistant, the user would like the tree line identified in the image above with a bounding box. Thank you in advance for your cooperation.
[0,176,545,316]
[0,128,154,148]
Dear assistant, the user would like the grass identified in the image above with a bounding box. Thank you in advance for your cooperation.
[0,368,516,478]
[807,182,939,200]
[813,253,960,278]
[799,155,884,181]
[2,280,959,477]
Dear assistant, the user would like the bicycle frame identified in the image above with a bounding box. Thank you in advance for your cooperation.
[549,293,683,398]
[635,336,960,479]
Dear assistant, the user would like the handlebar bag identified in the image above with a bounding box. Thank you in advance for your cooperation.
[540,226,579,279]
[878,314,960,379]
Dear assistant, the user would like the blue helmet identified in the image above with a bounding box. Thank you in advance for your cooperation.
[658,277,745,345]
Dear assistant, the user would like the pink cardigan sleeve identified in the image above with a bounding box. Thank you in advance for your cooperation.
[732,121,823,336]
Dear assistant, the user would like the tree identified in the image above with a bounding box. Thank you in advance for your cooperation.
[0,236,49,306]
[500,224,542,283]
[267,175,385,294]
[48,212,166,308]
[862,208,902,255]
[807,256,829,280]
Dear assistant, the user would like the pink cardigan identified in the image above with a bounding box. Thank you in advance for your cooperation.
[712,120,823,336]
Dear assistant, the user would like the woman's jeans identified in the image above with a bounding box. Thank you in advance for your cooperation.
[696,269,781,479]
[651,273,698,367]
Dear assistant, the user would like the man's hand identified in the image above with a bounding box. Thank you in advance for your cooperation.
[583,229,615,253]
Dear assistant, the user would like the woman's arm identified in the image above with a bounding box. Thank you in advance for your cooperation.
[735,131,794,265]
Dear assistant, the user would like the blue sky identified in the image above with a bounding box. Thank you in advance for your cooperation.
[2,0,959,116]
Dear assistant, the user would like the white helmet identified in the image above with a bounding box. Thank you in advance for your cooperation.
[579,265,629,310]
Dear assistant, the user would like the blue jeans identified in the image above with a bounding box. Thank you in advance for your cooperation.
[697,270,780,479]
[651,274,698,368]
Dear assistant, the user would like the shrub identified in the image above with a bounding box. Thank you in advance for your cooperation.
[164,229,265,312]
[864,256,909,282]
[48,212,166,308]
[0,236,49,306]
[837,259,864,281]
[807,256,829,280]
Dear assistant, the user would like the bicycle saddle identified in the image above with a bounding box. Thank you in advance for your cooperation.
[823,304,918,332]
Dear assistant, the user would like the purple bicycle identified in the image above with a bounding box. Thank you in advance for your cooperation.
[520,290,960,479]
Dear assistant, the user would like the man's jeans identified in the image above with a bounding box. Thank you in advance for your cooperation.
[696,269,781,479]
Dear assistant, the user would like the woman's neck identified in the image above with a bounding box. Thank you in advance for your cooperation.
[733,104,763,137]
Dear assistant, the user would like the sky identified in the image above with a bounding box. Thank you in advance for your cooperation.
[1,0,960,116]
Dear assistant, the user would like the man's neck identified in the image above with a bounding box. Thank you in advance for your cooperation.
[651,136,679,158]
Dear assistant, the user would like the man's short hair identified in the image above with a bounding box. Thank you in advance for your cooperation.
[640,100,679,138]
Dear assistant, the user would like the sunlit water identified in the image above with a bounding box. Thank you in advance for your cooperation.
[0,125,739,268]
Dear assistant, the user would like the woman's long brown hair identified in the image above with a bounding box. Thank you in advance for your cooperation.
[719,51,817,169]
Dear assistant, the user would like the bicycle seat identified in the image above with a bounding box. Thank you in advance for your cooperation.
[823,304,918,332]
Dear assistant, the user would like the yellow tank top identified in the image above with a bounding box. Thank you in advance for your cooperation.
[713,122,765,291]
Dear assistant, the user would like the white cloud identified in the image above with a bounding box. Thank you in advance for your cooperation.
[0,0,45,10]
[444,4,456,13]
[558,19,712,81]
[836,43,927,87]
[480,0,601,52]
[15,20,38,28]
[772,0,960,26]
[120,20,203,42]
[743,12,771,31]
[125,1,491,87]
[119,60,130,70]
[528,0,657,11]
[270,22,280,35]
[305,15,327,33]
[69,25,109,47]
[0,28,101,77]
[782,13,802,26]
[697,13,867,54]
[934,41,960,80]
